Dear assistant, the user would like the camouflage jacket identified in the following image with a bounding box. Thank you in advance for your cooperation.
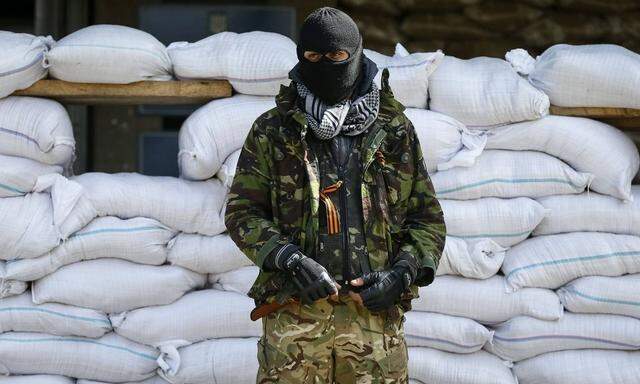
[225,69,446,310]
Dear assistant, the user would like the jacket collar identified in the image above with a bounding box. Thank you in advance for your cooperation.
[276,68,403,139]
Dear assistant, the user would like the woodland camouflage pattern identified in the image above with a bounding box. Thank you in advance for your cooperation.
[225,69,446,314]
[225,68,445,383]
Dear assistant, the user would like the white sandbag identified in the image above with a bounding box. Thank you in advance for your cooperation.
[485,115,639,201]
[502,232,640,291]
[428,55,549,127]
[72,172,228,235]
[167,233,252,275]
[405,109,486,173]
[412,275,562,324]
[0,193,61,260]
[408,348,517,384]
[0,332,158,382]
[404,312,492,353]
[217,150,241,188]
[0,155,62,197]
[178,95,274,180]
[0,375,74,384]
[158,337,258,384]
[513,349,640,384]
[487,313,640,362]
[111,289,260,347]
[0,174,95,260]
[168,31,295,96]
[433,150,592,200]
[34,173,97,240]
[0,32,52,98]
[209,266,259,295]
[437,237,507,279]
[0,291,110,338]
[441,197,547,247]
[558,274,640,319]
[47,25,171,84]
[0,280,27,299]
[0,96,74,166]
[32,259,206,313]
[1,216,175,282]
[509,44,640,109]
[78,377,168,384]
[534,187,640,236]
[364,44,443,108]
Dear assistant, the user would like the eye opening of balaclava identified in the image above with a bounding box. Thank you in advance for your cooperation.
[295,7,364,105]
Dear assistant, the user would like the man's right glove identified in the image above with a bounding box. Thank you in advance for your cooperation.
[266,244,338,305]
[349,253,418,312]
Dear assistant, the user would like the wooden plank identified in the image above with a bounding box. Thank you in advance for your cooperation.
[13,79,233,105]
[550,106,640,118]
[600,117,640,131]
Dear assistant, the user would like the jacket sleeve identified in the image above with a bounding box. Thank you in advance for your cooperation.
[224,118,290,271]
[397,117,446,287]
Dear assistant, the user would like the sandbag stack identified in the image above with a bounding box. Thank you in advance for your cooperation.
[0,30,299,384]
[0,31,134,381]
[159,33,296,383]
[0,95,89,301]
[402,44,640,384]
[0,25,226,384]
[200,43,639,384]
[488,45,640,384]
[394,52,551,383]
[0,97,175,381]
[0,170,237,382]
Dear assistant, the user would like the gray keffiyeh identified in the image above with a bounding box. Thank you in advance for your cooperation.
[296,81,380,140]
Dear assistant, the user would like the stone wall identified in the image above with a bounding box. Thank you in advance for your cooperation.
[337,0,640,57]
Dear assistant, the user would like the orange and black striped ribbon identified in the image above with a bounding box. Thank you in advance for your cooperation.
[375,149,386,166]
[320,180,343,234]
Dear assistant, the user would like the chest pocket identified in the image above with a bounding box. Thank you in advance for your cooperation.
[272,144,305,231]
[375,142,413,228]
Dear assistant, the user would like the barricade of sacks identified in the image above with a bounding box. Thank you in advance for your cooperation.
[2,24,640,384]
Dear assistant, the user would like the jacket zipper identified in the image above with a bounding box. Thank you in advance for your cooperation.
[337,164,350,283]
[327,138,353,284]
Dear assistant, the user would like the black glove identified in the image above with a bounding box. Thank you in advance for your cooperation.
[267,243,338,305]
[358,256,417,312]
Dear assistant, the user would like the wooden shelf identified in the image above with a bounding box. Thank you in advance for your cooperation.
[12,79,233,105]
[550,106,640,130]
[11,82,640,128]
[550,106,640,118]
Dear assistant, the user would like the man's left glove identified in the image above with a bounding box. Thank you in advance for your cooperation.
[355,253,418,312]
[264,243,339,305]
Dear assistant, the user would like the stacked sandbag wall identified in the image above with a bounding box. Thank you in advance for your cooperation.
[1,22,640,384]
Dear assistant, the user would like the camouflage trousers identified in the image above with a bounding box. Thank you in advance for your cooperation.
[256,293,409,384]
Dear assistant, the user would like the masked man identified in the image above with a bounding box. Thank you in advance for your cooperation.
[225,7,446,383]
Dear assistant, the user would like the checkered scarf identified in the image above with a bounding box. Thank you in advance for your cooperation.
[296,82,380,140]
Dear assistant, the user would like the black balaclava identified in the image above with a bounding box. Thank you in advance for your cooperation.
[296,7,363,105]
